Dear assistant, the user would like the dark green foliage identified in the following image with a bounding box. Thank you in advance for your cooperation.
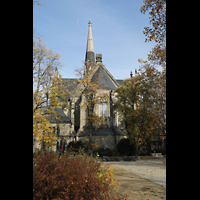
[94,147,117,157]
[116,138,135,156]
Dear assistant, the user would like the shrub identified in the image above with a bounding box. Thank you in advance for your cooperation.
[94,147,117,157]
[33,150,126,199]
[117,138,135,156]
[67,141,86,152]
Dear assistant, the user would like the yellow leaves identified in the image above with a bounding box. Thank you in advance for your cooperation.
[141,0,166,44]
[138,58,147,64]
[33,37,66,148]
[140,5,145,11]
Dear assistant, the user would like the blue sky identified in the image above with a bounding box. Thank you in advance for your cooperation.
[33,0,156,79]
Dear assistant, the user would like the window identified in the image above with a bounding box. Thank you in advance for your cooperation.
[99,102,108,119]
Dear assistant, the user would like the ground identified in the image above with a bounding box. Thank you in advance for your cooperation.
[103,158,166,200]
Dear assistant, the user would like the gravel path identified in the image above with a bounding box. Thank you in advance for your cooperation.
[103,158,166,187]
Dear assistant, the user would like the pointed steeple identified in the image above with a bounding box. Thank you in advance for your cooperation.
[85,20,95,63]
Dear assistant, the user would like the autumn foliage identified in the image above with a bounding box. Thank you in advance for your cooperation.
[33,151,126,200]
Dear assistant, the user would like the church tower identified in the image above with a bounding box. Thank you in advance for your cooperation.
[85,20,95,64]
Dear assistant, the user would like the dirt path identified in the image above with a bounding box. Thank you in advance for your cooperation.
[104,159,166,187]
[109,165,166,200]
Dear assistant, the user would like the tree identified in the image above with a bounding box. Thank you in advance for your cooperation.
[33,37,68,148]
[113,76,140,155]
[138,0,166,139]
[113,71,163,155]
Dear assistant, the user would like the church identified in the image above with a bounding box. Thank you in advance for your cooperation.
[34,20,129,152]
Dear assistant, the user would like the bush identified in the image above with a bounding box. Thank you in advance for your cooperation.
[117,138,135,156]
[67,141,86,151]
[33,150,126,200]
[94,147,117,157]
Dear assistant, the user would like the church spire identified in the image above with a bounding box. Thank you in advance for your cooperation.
[85,20,95,63]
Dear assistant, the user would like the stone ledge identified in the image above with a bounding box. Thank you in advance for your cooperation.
[151,153,163,157]
[102,156,140,161]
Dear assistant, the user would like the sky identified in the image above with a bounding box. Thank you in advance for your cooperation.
[33,0,156,80]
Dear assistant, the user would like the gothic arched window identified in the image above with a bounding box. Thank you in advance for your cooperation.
[99,98,108,119]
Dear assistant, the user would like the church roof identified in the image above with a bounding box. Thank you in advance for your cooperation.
[61,20,125,96]
[62,78,79,91]
[91,65,118,90]
[61,76,124,96]
[47,107,71,123]
[61,78,79,100]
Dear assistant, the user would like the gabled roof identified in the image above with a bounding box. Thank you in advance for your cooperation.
[61,78,79,100]
[65,63,122,98]
[47,107,71,123]
[62,78,79,92]
[90,64,120,90]
[91,66,116,90]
